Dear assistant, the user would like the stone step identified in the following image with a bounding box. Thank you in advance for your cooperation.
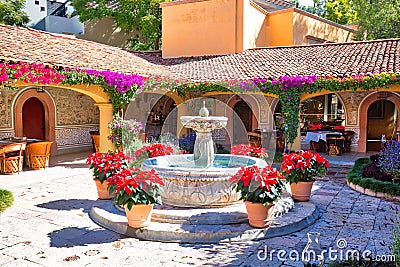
[90,200,319,243]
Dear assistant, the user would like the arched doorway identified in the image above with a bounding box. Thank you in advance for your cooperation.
[233,100,253,144]
[22,97,45,139]
[14,89,57,153]
[146,95,177,140]
[367,99,396,151]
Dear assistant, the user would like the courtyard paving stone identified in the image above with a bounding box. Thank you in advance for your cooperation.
[0,151,399,266]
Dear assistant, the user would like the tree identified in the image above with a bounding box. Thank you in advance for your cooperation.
[0,0,29,26]
[72,0,168,50]
[324,0,356,25]
[353,0,400,40]
[300,0,356,25]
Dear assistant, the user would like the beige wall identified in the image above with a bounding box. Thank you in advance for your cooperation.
[292,9,354,45]
[77,17,135,49]
[242,1,268,50]
[162,0,239,58]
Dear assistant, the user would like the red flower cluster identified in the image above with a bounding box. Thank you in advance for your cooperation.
[134,143,174,158]
[333,125,345,131]
[230,165,285,204]
[281,150,329,183]
[108,167,165,207]
[230,144,268,159]
[86,151,130,183]
[309,124,323,131]
[108,168,164,194]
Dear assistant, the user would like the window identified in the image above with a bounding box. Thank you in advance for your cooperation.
[40,6,45,12]
[35,0,39,5]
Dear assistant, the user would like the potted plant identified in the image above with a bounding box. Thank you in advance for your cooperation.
[86,151,130,199]
[108,167,164,228]
[108,115,144,150]
[230,165,286,228]
[281,150,329,201]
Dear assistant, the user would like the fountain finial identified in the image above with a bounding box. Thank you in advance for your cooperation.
[199,100,209,117]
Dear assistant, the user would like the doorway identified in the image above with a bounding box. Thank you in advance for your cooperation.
[22,97,45,139]
[233,100,253,144]
[367,99,396,151]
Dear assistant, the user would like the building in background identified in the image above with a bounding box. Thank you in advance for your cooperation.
[23,0,83,35]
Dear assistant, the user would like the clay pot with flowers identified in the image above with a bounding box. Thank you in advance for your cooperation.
[107,168,164,228]
[281,150,329,201]
[86,151,130,199]
[230,165,286,228]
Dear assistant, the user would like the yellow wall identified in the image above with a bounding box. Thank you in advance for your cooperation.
[266,10,294,46]
[292,9,354,44]
[161,0,238,58]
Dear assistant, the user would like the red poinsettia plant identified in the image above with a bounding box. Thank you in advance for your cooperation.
[281,150,329,184]
[107,167,164,210]
[309,123,323,131]
[230,144,268,161]
[132,143,175,167]
[230,165,286,205]
[86,151,131,184]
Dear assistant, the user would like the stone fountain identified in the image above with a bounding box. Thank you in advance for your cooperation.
[142,101,268,207]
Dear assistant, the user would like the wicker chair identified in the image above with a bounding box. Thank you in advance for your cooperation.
[90,131,100,152]
[0,142,26,174]
[248,132,262,147]
[26,141,53,170]
[325,134,345,156]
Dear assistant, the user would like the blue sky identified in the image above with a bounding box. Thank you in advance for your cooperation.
[298,0,314,7]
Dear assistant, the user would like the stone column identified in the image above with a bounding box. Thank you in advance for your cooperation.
[95,103,115,152]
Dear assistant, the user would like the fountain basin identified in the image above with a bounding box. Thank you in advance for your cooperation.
[141,154,267,207]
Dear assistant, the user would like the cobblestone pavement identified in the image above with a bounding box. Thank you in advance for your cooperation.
[0,154,399,267]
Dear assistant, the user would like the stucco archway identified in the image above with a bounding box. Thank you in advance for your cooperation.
[358,92,400,152]
[13,88,57,153]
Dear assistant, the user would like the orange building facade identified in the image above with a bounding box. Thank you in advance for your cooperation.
[161,0,355,58]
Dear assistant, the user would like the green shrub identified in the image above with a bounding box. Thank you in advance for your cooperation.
[0,189,14,212]
[347,158,400,196]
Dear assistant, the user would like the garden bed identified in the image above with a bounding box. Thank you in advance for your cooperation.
[346,158,400,201]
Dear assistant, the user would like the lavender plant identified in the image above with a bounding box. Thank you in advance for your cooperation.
[377,141,400,183]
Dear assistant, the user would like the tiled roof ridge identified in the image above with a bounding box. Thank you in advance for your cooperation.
[249,38,400,51]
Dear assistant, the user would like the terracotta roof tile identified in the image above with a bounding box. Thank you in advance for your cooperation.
[165,39,400,81]
[0,25,165,76]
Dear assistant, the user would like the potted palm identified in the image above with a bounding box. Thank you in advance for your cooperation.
[86,151,130,199]
[281,150,329,201]
[230,165,286,228]
[108,167,164,228]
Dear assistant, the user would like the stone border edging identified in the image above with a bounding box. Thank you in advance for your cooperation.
[347,181,400,202]
[89,200,319,243]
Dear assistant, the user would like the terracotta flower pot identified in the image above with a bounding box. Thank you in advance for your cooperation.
[124,204,153,228]
[93,178,114,200]
[290,181,314,201]
[244,201,275,228]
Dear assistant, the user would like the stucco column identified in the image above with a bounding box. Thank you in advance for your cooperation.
[96,103,115,152]
[177,104,188,136]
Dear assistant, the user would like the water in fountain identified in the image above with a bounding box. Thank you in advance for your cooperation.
[141,100,269,207]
